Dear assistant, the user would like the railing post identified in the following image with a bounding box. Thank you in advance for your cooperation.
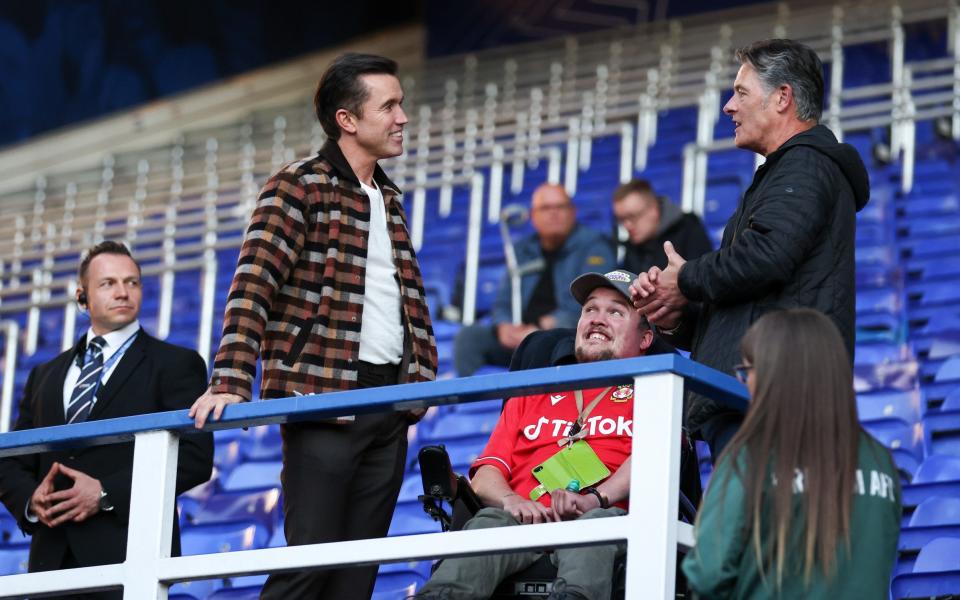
[625,371,684,599]
[0,320,20,433]
[461,173,485,326]
[122,430,179,599]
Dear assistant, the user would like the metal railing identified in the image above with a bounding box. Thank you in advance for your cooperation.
[0,354,748,599]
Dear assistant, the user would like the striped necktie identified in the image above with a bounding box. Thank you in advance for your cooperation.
[66,336,106,424]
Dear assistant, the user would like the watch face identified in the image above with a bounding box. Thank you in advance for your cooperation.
[99,493,114,512]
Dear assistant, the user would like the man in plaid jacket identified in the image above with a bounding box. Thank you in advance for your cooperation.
[190,53,438,600]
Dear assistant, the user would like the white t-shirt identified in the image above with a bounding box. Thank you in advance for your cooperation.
[357,180,404,365]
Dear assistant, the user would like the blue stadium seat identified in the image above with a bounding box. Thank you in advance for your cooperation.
[452,398,504,414]
[0,543,29,576]
[943,388,960,411]
[855,342,908,367]
[238,425,282,462]
[169,578,223,600]
[0,511,21,545]
[896,193,960,218]
[923,409,960,457]
[897,497,960,577]
[891,537,960,599]
[419,409,500,443]
[206,586,262,599]
[188,488,281,533]
[178,479,217,527]
[179,520,270,556]
[857,390,921,424]
[372,569,427,599]
[214,438,242,476]
[388,501,439,537]
[221,460,282,492]
[862,420,923,480]
[935,354,960,381]
[397,473,426,503]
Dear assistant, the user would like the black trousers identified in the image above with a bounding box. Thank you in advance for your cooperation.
[39,546,123,600]
[261,361,409,600]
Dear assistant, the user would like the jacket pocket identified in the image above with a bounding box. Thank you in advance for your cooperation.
[283,320,313,367]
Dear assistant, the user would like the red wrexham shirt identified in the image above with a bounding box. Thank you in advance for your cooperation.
[470,386,634,508]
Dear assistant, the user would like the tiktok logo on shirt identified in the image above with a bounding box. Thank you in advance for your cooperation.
[522,415,633,441]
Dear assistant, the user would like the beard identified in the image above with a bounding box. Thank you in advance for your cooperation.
[575,345,615,364]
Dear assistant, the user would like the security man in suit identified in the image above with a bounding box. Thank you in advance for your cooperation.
[0,241,214,599]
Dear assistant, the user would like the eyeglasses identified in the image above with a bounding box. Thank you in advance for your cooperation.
[532,203,572,213]
[733,363,754,384]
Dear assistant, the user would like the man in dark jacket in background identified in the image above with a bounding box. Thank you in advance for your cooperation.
[612,178,714,274]
[631,39,870,459]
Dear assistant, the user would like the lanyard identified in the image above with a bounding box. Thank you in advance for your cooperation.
[83,331,139,404]
[557,386,613,447]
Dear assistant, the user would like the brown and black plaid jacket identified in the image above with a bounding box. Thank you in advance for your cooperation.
[209,141,437,407]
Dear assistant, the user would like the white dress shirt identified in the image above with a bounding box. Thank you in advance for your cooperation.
[62,319,142,415]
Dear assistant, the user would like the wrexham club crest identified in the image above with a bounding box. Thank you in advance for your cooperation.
[611,385,633,402]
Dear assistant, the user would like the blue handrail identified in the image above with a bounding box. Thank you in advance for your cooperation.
[0,354,748,457]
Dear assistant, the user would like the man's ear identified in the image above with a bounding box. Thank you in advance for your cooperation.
[639,328,654,352]
[335,108,357,135]
[775,83,794,114]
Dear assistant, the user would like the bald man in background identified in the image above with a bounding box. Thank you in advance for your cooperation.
[454,184,616,376]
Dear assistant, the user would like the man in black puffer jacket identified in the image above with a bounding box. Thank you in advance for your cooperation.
[631,39,870,459]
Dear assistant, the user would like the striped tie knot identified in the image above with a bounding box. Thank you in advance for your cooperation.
[66,335,108,424]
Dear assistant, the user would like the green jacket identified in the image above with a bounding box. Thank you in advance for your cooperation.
[682,431,901,599]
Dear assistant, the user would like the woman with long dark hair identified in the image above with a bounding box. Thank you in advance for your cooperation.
[682,308,901,598]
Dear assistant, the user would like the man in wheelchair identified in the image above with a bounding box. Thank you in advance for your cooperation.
[417,270,655,600]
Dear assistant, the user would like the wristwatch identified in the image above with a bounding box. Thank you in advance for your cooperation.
[98,489,114,512]
[581,486,609,509]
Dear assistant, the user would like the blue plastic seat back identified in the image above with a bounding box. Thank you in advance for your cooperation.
[221,460,282,492]
[189,488,282,533]
[0,543,29,576]
[372,570,428,599]
[179,520,270,556]
[419,409,501,443]
[914,537,960,573]
[857,390,921,424]
[910,497,960,527]
[388,500,440,537]
[207,586,263,599]
[936,357,960,383]
[914,455,960,484]
[169,578,222,600]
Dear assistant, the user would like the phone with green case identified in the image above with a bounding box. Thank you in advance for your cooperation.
[528,440,610,501]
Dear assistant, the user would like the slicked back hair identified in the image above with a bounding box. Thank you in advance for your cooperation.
[735,39,824,122]
[78,241,141,286]
[314,53,399,140]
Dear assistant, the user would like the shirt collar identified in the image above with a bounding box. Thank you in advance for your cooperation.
[85,320,141,355]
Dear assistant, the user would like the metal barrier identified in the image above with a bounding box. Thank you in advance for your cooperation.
[0,353,747,599]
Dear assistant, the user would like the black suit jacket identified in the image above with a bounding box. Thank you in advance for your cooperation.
[0,330,214,571]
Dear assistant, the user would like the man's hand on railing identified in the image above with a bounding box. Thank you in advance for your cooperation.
[549,488,600,521]
[189,389,244,428]
[502,492,557,524]
[41,463,104,527]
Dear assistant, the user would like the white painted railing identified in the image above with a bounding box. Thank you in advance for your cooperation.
[0,354,748,599]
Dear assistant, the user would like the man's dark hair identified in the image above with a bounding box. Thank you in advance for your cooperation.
[78,241,141,285]
[735,39,824,122]
[612,179,657,203]
[314,53,399,140]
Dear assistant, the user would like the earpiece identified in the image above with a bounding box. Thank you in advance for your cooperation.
[77,290,88,308]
